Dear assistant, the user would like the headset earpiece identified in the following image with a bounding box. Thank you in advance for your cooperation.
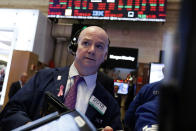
[68,30,81,56]
[68,36,78,56]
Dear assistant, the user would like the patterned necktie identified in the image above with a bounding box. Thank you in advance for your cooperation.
[64,75,83,110]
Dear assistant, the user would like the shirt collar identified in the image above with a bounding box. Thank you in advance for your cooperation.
[69,63,79,78]
[69,63,97,88]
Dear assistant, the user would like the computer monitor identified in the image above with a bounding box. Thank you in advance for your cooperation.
[114,81,129,95]
[105,47,138,69]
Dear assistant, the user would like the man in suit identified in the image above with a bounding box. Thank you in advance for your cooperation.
[8,72,28,99]
[0,26,122,131]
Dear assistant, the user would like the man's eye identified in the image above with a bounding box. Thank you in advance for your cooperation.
[96,44,104,49]
[82,41,89,46]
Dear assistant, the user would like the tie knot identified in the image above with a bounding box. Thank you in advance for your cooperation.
[74,75,84,85]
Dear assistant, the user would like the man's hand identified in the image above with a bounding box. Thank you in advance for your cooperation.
[101,126,113,131]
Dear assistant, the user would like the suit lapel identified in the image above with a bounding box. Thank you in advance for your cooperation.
[52,67,69,103]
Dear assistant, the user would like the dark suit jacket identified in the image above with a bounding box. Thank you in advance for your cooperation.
[8,81,21,99]
[124,81,162,130]
[97,71,114,97]
[0,67,122,130]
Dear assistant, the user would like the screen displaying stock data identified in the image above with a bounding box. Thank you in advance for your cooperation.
[48,0,167,22]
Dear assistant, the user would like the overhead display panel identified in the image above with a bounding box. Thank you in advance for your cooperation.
[48,0,167,22]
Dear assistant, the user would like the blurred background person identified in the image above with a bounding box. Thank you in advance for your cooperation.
[8,72,28,99]
[0,69,5,92]
[114,85,121,107]
[125,71,137,111]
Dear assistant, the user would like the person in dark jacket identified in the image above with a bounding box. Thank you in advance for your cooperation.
[0,26,122,131]
[8,72,28,99]
[124,80,162,131]
[134,97,159,131]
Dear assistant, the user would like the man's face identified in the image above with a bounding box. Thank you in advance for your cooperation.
[21,74,28,84]
[114,85,119,93]
[74,26,108,75]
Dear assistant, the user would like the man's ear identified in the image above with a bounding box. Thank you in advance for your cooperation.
[104,52,108,61]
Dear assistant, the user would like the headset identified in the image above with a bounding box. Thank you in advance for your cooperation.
[68,29,82,56]
[68,26,111,56]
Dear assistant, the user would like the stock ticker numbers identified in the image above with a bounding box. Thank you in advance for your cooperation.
[48,0,167,22]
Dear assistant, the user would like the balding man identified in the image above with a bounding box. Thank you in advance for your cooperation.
[8,72,28,99]
[0,26,122,131]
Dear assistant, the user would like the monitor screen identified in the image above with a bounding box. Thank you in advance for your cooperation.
[102,47,138,69]
[48,0,167,22]
[114,81,129,95]
[149,63,164,83]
